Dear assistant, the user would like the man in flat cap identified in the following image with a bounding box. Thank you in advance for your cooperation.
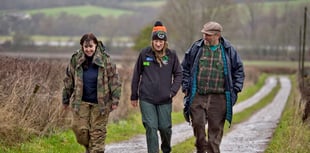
[181,21,245,153]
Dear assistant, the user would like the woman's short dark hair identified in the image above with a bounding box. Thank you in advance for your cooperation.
[80,33,98,46]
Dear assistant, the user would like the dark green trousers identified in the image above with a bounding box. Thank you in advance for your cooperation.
[139,100,172,153]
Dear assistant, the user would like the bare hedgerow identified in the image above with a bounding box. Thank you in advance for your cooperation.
[0,56,69,146]
[0,57,64,144]
[0,55,145,146]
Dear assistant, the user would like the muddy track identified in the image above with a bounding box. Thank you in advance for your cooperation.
[105,76,286,153]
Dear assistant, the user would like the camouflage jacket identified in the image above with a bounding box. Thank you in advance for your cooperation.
[62,42,121,113]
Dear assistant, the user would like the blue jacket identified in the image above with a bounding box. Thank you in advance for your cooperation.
[181,37,245,124]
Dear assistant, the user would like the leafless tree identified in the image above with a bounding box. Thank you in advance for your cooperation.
[159,0,236,53]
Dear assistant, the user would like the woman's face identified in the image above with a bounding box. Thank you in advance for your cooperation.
[82,40,97,57]
[152,39,165,51]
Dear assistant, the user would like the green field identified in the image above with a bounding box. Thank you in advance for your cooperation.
[244,60,310,68]
[0,35,131,42]
[24,5,133,18]
[123,0,166,7]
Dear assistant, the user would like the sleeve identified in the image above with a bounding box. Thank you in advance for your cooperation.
[62,59,75,105]
[181,44,195,93]
[107,59,122,106]
[130,52,143,101]
[170,51,182,97]
[107,57,122,105]
[231,47,245,93]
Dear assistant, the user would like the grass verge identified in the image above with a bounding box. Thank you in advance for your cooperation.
[0,111,186,153]
[264,75,310,153]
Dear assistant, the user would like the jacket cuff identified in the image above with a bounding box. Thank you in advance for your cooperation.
[112,100,119,106]
[130,95,138,101]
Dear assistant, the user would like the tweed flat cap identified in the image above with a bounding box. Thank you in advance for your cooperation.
[201,21,223,35]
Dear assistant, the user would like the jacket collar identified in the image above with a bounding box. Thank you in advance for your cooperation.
[220,37,232,49]
[76,46,107,68]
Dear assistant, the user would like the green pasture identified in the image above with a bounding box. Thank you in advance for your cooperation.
[244,60,310,68]
[24,5,133,18]
[123,0,166,7]
[0,35,131,42]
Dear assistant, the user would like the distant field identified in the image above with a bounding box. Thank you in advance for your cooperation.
[244,60,310,68]
[0,35,80,42]
[24,5,133,18]
[123,0,166,7]
[0,35,131,42]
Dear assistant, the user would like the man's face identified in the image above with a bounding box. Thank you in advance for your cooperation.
[203,33,220,45]
[152,39,165,51]
[82,40,97,57]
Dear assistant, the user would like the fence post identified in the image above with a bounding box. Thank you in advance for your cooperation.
[299,26,302,72]
[301,6,307,89]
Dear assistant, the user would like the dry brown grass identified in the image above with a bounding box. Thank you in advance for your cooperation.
[0,55,174,146]
[0,56,68,145]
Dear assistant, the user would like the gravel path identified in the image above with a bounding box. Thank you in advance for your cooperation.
[220,76,291,153]
[105,76,280,153]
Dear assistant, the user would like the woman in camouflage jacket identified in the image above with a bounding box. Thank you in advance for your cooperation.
[62,33,121,153]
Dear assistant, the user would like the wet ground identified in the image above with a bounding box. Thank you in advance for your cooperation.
[220,77,291,153]
[105,76,289,153]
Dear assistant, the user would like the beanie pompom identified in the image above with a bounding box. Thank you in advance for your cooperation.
[154,21,163,27]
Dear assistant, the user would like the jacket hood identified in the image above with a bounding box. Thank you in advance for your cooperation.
[76,41,109,68]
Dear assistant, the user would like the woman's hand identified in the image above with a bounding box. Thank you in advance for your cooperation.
[131,100,138,107]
